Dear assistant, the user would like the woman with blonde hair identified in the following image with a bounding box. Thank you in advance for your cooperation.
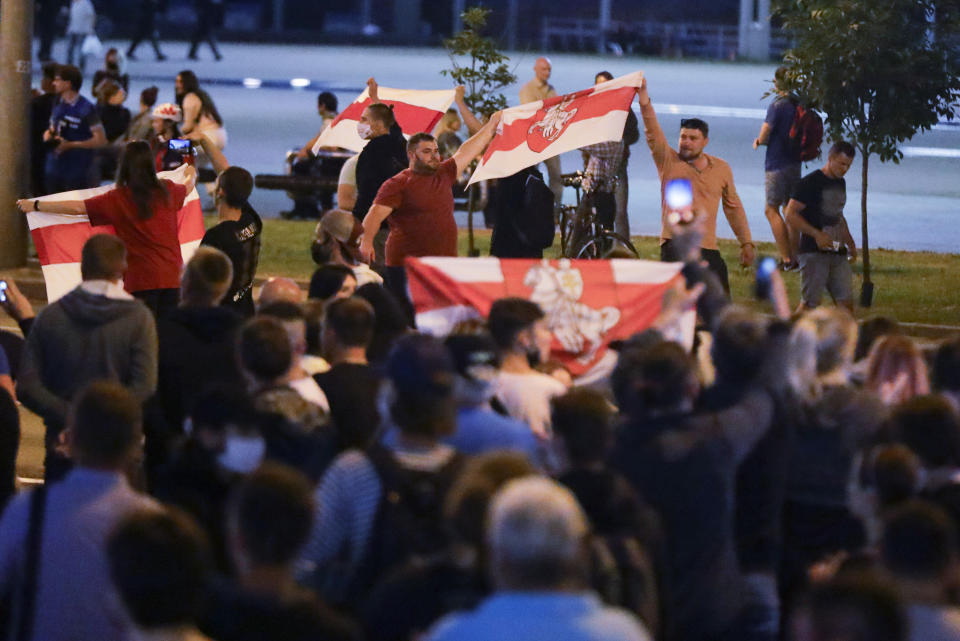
[781,307,888,603]
[864,334,930,406]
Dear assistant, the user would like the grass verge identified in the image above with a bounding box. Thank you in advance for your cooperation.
[242,217,960,326]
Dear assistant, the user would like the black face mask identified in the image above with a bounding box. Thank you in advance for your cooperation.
[106,61,119,72]
[526,342,542,368]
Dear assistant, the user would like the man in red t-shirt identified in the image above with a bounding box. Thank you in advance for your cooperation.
[359,112,502,307]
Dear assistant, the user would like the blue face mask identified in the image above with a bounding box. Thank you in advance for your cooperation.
[216,435,265,474]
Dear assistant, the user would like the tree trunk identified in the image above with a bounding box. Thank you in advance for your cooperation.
[860,149,873,306]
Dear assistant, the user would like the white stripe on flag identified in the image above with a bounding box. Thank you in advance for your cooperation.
[415,305,485,337]
[469,109,629,185]
[610,259,685,284]
[417,257,506,282]
[40,263,82,303]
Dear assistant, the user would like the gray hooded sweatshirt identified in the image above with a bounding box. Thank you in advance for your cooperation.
[17,285,157,436]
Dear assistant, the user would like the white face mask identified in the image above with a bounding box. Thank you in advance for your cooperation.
[356,122,373,140]
[217,435,265,474]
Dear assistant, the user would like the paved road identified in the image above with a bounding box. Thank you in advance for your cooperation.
[37,40,960,253]
[13,40,960,480]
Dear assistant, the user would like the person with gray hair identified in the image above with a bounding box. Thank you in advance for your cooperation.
[425,476,651,641]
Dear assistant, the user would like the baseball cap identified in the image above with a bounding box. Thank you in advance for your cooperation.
[445,333,501,382]
[315,209,363,261]
[387,334,455,399]
[152,102,183,123]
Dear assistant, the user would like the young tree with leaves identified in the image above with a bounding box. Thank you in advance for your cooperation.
[773,0,960,306]
[442,6,518,254]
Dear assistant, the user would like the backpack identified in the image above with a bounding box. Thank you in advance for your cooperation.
[516,171,557,250]
[346,445,466,604]
[789,105,824,162]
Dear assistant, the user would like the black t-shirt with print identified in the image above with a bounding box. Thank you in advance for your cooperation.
[201,204,262,317]
[792,169,847,254]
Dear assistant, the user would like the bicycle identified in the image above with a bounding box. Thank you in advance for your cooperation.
[558,171,638,259]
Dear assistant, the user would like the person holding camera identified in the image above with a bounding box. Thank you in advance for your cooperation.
[44,64,107,193]
[150,102,195,172]
[19,141,197,319]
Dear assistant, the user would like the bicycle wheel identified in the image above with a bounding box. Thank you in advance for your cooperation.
[575,231,640,259]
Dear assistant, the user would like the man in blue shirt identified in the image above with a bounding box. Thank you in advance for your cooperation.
[44,64,107,192]
[753,67,802,269]
[425,477,651,641]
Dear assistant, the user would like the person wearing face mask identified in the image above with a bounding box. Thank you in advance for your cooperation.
[238,317,337,483]
[93,48,130,94]
[311,208,383,287]
[152,387,264,574]
[190,131,262,317]
[486,297,569,443]
[352,77,408,269]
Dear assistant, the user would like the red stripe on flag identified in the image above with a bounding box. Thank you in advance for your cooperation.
[33,198,203,266]
[407,257,681,376]
[333,98,445,135]
[177,198,205,243]
[32,222,116,265]
[482,86,636,162]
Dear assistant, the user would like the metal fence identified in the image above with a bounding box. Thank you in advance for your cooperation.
[541,17,791,60]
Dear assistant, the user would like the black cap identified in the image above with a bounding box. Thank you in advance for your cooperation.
[445,333,501,381]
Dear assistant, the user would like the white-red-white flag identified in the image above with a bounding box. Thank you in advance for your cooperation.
[406,255,693,379]
[26,164,205,302]
[467,71,643,186]
[313,86,456,153]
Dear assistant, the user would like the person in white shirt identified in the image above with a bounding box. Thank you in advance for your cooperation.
[487,297,569,440]
[66,0,96,71]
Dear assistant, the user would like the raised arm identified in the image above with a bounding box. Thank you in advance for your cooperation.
[452,111,502,175]
[186,130,229,174]
[454,85,483,136]
[636,78,670,170]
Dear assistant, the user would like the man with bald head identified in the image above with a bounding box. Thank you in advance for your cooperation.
[257,277,305,310]
[520,57,563,205]
[18,234,158,481]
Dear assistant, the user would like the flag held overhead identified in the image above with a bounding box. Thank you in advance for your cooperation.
[313,86,456,154]
[468,71,644,186]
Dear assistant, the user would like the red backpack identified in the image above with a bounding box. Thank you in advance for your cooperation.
[789,105,824,162]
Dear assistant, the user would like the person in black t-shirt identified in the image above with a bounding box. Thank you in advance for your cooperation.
[785,140,858,313]
[314,296,382,452]
[352,77,408,268]
[190,132,262,317]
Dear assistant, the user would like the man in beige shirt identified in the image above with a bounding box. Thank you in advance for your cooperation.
[636,78,755,295]
[519,57,563,206]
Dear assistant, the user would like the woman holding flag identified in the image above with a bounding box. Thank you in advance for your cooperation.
[18,141,197,319]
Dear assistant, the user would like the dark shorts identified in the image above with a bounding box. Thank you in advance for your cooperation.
[765,164,801,208]
[798,252,853,307]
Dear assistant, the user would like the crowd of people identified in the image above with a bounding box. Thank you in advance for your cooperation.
[3,45,960,641]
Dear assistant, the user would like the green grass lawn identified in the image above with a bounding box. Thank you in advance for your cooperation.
[241,217,960,326]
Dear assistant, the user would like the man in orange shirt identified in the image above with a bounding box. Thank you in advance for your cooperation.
[636,78,755,295]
